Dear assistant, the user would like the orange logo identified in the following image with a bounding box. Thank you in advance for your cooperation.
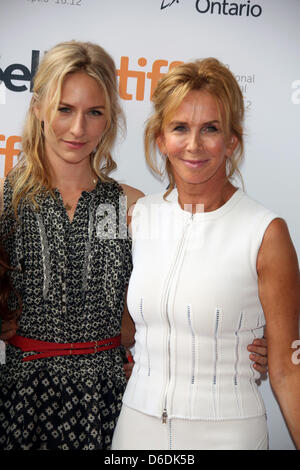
[117,57,183,101]
[0,134,21,175]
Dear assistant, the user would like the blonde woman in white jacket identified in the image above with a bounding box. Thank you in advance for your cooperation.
[112,58,300,450]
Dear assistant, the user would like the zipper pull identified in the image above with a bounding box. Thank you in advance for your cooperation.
[162,409,168,424]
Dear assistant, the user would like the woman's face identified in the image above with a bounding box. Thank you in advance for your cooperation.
[157,90,237,188]
[36,71,107,170]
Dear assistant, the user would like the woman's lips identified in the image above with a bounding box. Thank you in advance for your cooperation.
[181,159,209,168]
[63,140,86,149]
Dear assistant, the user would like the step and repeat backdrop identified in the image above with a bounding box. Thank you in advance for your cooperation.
[1,0,299,450]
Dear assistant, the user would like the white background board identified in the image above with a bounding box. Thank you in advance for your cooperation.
[1,0,299,450]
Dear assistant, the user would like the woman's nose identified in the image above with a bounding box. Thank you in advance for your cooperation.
[70,113,85,137]
[187,132,202,153]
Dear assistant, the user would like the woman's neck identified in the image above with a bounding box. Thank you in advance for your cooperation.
[48,158,97,193]
[175,178,237,214]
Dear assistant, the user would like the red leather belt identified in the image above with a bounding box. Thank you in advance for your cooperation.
[9,334,121,362]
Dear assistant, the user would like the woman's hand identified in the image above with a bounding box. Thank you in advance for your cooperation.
[247,337,268,375]
[124,348,134,380]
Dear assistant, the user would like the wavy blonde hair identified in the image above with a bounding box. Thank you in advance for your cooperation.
[144,58,244,197]
[9,40,125,214]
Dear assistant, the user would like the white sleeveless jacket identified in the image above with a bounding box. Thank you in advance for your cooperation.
[123,189,277,421]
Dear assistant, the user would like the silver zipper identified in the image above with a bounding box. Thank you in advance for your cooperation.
[162,300,172,423]
[161,214,193,423]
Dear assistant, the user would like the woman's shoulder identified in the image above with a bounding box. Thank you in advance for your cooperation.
[237,190,278,220]
[120,183,145,209]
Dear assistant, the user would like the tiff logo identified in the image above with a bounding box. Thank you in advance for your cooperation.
[0,134,21,176]
[117,57,183,101]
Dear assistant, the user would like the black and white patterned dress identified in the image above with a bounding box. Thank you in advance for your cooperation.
[0,179,132,450]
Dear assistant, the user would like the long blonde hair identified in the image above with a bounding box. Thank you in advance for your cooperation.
[144,58,244,197]
[9,40,125,214]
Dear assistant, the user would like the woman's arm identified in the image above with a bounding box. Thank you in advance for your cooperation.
[119,183,144,348]
[119,184,144,379]
[119,182,144,348]
[121,296,136,381]
[0,176,23,340]
[257,218,300,449]
[121,289,135,349]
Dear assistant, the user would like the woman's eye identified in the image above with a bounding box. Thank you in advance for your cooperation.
[58,107,71,113]
[173,125,187,132]
[202,125,218,133]
[89,110,103,117]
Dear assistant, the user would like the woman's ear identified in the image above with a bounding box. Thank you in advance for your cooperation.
[33,105,40,120]
[226,134,238,157]
[33,99,42,121]
[156,134,167,156]
[33,102,45,134]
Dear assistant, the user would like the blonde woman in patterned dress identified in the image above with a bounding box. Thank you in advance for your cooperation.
[0,40,140,450]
